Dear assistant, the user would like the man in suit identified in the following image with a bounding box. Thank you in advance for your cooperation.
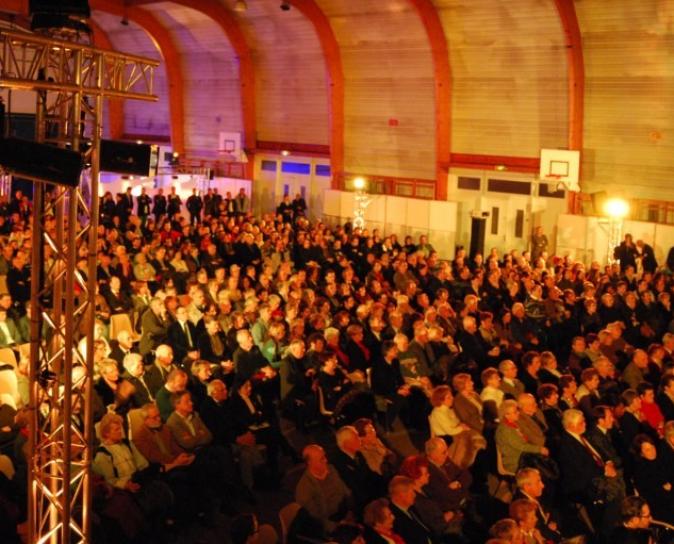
[585,405,624,469]
[613,233,637,273]
[559,408,624,539]
[185,188,203,226]
[657,374,674,422]
[105,276,133,314]
[109,330,138,370]
[165,390,244,506]
[423,437,471,513]
[331,426,384,514]
[388,476,434,544]
[144,344,177,397]
[139,297,169,357]
[122,352,154,407]
[514,468,561,542]
[136,187,151,226]
[167,306,199,365]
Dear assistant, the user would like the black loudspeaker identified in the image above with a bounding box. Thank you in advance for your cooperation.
[469,216,487,259]
[100,139,151,176]
[0,137,84,187]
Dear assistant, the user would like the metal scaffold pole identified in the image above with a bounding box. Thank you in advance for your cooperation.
[0,27,158,543]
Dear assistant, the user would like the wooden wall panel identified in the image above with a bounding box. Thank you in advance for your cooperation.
[574,0,674,200]
[150,4,242,157]
[317,0,436,180]
[235,1,329,145]
[434,0,568,157]
[92,10,171,138]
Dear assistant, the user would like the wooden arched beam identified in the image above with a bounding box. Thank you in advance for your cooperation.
[167,0,255,178]
[91,0,186,154]
[553,0,585,213]
[89,20,124,140]
[408,0,451,201]
[287,0,344,189]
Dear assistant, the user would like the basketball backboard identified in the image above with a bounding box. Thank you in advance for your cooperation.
[540,149,580,192]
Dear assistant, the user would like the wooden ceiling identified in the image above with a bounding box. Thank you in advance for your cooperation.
[2,0,673,200]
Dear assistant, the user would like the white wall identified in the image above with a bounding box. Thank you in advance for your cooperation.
[556,214,673,265]
[323,189,458,259]
[448,168,568,255]
[252,153,331,221]
[100,173,251,203]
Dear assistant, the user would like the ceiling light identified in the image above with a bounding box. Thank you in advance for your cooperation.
[233,0,247,12]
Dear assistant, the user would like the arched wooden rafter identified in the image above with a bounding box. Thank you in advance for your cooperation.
[407,0,451,200]
[89,20,124,140]
[287,0,344,189]
[91,0,186,153]
[167,0,255,178]
[553,0,585,213]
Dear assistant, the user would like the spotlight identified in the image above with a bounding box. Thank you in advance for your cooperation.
[280,150,290,157]
[353,177,366,190]
[280,2,291,11]
[233,0,247,12]
[604,198,629,219]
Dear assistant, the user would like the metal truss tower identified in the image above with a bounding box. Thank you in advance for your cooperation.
[0,28,158,543]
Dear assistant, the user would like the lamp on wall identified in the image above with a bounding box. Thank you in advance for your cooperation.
[352,177,371,230]
[604,197,629,265]
[233,0,248,12]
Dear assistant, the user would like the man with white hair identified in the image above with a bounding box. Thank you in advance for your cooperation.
[122,352,153,406]
[559,409,624,539]
[331,425,383,513]
[109,329,137,370]
[144,344,176,396]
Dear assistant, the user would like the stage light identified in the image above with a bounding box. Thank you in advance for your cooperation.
[353,177,366,190]
[233,0,247,12]
[604,198,629,219]
[281,150,290,157]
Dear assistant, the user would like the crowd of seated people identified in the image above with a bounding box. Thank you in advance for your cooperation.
[0,185,673,543]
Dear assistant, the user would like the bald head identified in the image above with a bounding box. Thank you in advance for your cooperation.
[518,393,538,416]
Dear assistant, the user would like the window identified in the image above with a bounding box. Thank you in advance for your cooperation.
[281,162,311,175]
[458,176,480,191]
[261,160,277,172]
[315,164,331,177]
[487,179,531,196]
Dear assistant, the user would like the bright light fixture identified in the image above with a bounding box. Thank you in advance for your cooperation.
[604,198,629,219]
[353,177,366,190]
[233,0,247,12]
[280,150,290,157]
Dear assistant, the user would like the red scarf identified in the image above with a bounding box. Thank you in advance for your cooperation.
[503,419,529,442]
